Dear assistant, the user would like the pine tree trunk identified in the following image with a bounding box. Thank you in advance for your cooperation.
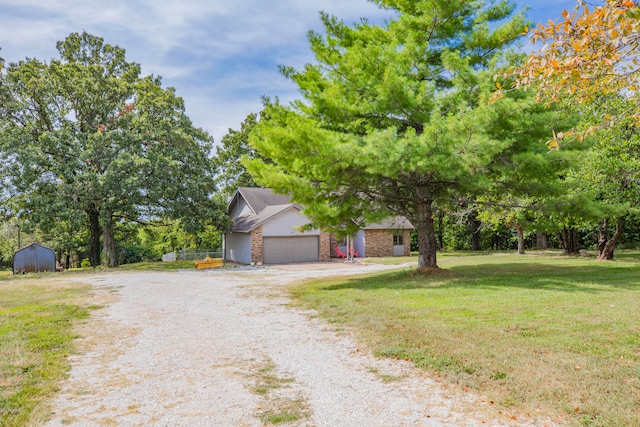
[414,198,438,269]
[515,225,525,255]
[470,211,481,251]
[597,218,623,260]
[102,219,117,267]
[87,206,101,267]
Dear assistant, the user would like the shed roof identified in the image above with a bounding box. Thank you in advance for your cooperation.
[15,242,55,253]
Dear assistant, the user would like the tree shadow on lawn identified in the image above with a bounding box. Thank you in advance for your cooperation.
[322,261,640,294]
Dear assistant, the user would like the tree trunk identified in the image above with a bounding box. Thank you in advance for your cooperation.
[515,225,525,255]
[597,219,608,255]
[414,198,438,269]
[570,228,580,254]
[102,218,117,267]
[597,218,623,260]
[65,253,71,269]
[436,211,445,250]
[558,226,580,255]
[558,228,569,255]
[87,206,101,267]
[470,211,481,251]
[16,222,21,250]
[536,231,548,250]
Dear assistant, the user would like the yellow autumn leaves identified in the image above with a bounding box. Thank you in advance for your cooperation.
[495,0,640,148]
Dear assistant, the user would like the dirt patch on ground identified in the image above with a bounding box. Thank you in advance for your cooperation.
[43,265,542,426]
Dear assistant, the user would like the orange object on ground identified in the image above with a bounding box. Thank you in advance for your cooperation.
[195,255,224,269]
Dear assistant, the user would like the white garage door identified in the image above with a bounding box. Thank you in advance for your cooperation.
[263,236,319,264]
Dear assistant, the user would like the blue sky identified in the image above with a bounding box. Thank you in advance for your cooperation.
[0,0,578,144]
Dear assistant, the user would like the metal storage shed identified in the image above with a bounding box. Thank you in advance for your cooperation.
[13,243,56,274]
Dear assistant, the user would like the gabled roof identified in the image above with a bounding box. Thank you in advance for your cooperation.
[364,217,414,230]
[227,187,414,233]
[236,187,293,215]
[229,188,303,233]
[232,204,301,233]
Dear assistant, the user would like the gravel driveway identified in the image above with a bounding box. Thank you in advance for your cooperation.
[44,263,524,426]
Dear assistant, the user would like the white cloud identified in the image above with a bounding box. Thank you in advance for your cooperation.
[0,0,576,143]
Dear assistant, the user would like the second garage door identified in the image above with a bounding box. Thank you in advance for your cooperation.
[262,236,319,264]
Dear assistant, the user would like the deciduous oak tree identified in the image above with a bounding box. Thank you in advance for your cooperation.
[214,112,264,198]
[0,32,225,266]
[501,0,640,148]
[573,97,640,259]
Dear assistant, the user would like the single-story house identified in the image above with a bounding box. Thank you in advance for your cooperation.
[13,242,56,274]
[224,188,413,264]
[330,217,413,258]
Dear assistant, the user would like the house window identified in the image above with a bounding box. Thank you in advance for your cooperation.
[393,231,403,246]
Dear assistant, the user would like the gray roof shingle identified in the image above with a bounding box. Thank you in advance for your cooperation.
[229,188,301,232]
[228,187,413,232]
[232,204,297,232]
[237,187,293,214]
[364,217,414,229]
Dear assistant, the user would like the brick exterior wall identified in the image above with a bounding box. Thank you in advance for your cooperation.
[365,229,394,257]
[251,225,263,264]
[329,234,339,257]
[364,229,411,257]
[320,232,331,261]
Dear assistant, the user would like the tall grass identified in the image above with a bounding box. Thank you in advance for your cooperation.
[0,276,90,426]
[290,253,640,426]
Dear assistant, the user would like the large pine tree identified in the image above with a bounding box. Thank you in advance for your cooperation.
[246,1,558,269]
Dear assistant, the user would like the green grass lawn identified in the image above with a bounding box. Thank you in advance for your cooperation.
[290,253,640,426]
[0,275,91,427]
[362,250,520,265]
